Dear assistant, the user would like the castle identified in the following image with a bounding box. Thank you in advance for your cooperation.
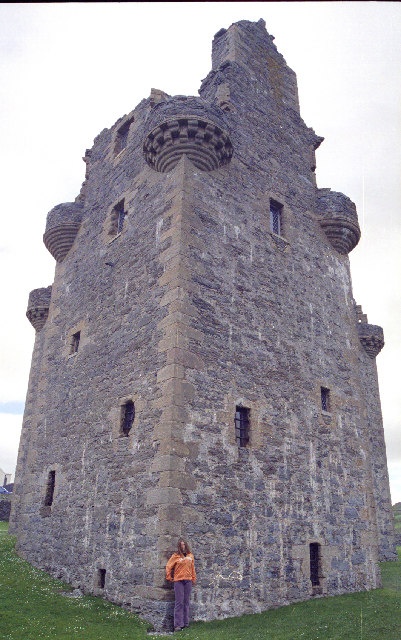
[10,19,396,630]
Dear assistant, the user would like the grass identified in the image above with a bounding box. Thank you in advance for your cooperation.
[393,505,401,531]
[1,521,400,640]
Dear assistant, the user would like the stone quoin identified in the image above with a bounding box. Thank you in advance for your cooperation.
[10,19,396,631]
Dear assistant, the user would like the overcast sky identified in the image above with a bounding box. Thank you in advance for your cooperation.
[0,2,400,503]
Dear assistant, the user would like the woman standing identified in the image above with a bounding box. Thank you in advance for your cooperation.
[166,538,197,632]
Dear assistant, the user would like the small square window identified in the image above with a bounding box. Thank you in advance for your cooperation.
[321,387,330,413]
[270,199,283,236]
[121,400,135,437]
[70,331,81,355]
[235,406,250,447]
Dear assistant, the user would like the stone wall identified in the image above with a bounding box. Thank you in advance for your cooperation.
[10,18,396,631]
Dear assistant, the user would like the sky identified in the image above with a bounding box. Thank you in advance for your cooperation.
[0,2,400,502]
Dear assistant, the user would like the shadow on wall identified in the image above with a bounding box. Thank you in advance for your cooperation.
[0,495,12,522]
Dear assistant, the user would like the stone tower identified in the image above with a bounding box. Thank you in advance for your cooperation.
[10,19,396,630]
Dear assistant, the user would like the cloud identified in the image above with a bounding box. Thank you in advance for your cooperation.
[0,402,25,415]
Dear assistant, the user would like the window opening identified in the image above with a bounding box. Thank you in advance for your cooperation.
[44,470,56,507]
[114,119,133,155]
[235,406,250,447]
[109,199,126,237]
[116,200,126,234]
[321,387,330,412]
[310,542,321,586]
[270,199,283,236]
[97,568,106,589]
[70,331,81,355]
[121,400,135,437]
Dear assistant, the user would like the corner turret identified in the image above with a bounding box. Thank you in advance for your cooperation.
[355,304,384,358]
[143,96,233,172]
[26,286,52,331]
[318,189,361,254]
[43,202,83,262]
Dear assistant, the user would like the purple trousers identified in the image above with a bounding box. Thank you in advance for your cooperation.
[174,579,192,629]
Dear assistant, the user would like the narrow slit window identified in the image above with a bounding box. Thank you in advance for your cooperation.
[270,199,283,236]
[321,387,330,412]
[235,406,250,447]
[97,568,106,589]
[310,542,321,586]
[70,331,81,355]
[121,400,135,437]
[44,470,56,507]
[116,200,126,234]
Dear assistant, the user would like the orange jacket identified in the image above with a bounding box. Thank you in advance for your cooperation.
[166,552,196,583]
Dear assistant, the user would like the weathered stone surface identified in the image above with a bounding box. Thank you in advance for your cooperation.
[318,189,361,254]
[357,323,385,358]
[0,495,11,521]
[43,202,84,262]
[11,18,396,633]
[26,286,52,331]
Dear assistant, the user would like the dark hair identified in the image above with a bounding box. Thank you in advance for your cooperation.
[177,538,191,555]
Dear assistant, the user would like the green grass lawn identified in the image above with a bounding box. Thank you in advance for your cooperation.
[1,521,400,640]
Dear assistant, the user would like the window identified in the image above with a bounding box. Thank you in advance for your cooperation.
[121,400,135,437]
[309,542,321,586]
[114,122,130,155]
[97,568,106,589]
[109,199,126,237]
[321,387,330,412]
[44,470,56,507]
[270,199,283,236]
[235,406,250,447]
[114,118,133,156]
[70,331,81,355]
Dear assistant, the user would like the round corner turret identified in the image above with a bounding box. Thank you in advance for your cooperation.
[317,189,361,255]
[355,303,384,358]
[26,286,52,331]
[143,96,233,173]
[357,323,384,358]
[43,202,84,262]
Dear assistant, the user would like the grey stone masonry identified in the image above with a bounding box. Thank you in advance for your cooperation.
[10,18,396,632]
